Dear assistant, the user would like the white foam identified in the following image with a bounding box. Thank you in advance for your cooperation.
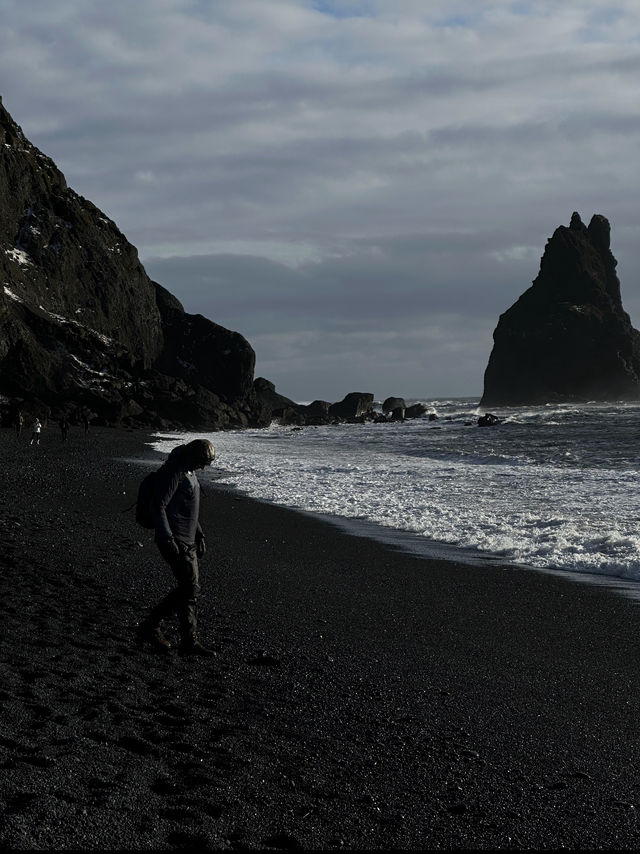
[150,402,640,584]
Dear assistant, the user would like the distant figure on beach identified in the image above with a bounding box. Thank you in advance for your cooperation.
[29,417,42,446]
[82,413,90,434]
[15,411,24,439]
[60,416,69,442]
[136,438,216,657]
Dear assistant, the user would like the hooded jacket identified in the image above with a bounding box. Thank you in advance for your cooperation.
[150,444,204,544]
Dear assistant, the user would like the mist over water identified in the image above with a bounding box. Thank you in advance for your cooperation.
[151,399,640,586]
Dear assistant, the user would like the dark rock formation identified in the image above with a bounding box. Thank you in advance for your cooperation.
[406,403,430,419]
[252,378,305,426]
[380,397,404,421]
[478,413,501,427]
[0,95,269,429]
[0,99,478,432]
[382,397,406,413]
[248,384,435,428]
[253,377,298,414]
[302,399,332,425]
[329,392,375,421]
[481,212,640,406]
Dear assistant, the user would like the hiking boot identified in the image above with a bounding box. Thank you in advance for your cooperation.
[178,636,215,657]
[135,620,172,654]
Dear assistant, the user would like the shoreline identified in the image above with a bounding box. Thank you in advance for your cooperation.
[148,410,640,603]
[2,426,640,849]
[225,496,640,606]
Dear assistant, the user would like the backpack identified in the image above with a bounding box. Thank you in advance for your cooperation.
[130,466,187,528]
[135,470,158,529]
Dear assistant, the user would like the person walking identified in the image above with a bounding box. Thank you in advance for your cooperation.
[15,411,23,439]
[60,416,69,442]
[29,417,42,446]
[136,438,216,656]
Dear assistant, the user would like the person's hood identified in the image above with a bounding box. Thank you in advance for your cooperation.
[167,439,215,470]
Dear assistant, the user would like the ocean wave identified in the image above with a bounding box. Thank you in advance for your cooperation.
[151,400,640,585]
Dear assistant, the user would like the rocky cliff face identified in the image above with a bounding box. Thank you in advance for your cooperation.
[0,96,268,429]
[481,212,640,407]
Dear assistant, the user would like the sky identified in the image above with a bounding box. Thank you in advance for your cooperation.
[1,0,640,403]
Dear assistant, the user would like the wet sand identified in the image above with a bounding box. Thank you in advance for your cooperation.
[1,425,640,849]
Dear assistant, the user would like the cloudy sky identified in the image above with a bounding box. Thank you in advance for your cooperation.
[2,1,640,402]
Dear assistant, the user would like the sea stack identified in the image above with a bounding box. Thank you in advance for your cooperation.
[481,212,640,407]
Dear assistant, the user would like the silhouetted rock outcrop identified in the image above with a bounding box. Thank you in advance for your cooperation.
[0,96,269,429]
[303,400,331,420]
[251,385,437,427]
[478,413,501,427]
[481,212,640,406]
[252,378,305,425]
[382,397,406,420]
[406,403,430,419]
[329,392,375,421]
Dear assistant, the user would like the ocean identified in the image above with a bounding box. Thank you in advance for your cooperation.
[150,398,640,591]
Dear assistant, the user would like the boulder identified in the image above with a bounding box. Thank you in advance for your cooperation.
[304,399,331,417]
[405,403,429,419]
[382,397,406,414]
[302,399,334,425]
[478,413,501,427]
[481,212,640,406]
[274,407,306,426]
[252,377,304,424]
[328,392,375,420]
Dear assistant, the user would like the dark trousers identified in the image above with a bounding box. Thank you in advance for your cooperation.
[149,541,200,640]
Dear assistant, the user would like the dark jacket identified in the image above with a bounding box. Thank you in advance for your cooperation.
[150,445,203,544]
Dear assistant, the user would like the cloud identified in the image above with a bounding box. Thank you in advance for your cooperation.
[141,231,546,400]
[248,316,495,402]
[2,0,640,400]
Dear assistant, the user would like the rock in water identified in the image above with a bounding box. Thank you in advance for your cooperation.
[481,212,640,406]
[329,392,375,420]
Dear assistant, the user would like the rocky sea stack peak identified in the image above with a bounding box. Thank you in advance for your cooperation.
[481,211,640,407]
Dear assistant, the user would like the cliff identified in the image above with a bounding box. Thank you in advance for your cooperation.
[481,212,640,407]
[0,95,267,429]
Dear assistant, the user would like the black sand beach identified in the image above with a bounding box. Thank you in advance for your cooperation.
[2,426,640,850]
